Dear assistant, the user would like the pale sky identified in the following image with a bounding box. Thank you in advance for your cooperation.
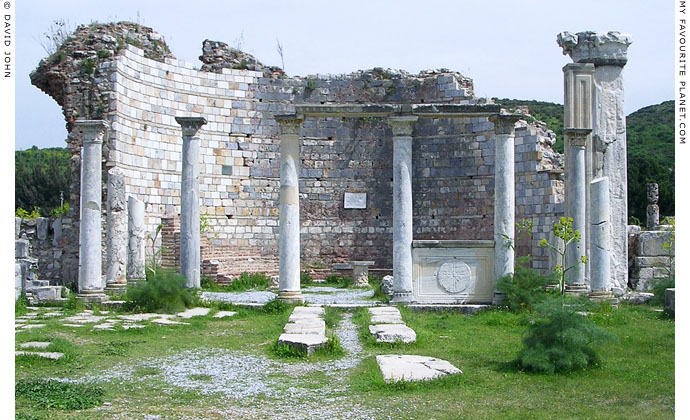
[14,0,673,150]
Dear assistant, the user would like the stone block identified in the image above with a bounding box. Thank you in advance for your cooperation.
[36,218,49,240]
[376,355,461,382]
[176,307,211,319]
[15,263,22,301]
[32,287,61,302]
[665,288,675,316]
[283,320,326,335]
[19,342,51,349]
[15,240,29,259]
[15,218,21,238]
[638,231,674,257]
[634,256,671,268]
[369,324,416,343]
[277,333,328,355]
[15,351,63,360]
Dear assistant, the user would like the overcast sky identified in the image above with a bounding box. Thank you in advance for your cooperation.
[14,0,673,150]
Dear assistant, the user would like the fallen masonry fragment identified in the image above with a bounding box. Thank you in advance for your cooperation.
[376,355,461,382]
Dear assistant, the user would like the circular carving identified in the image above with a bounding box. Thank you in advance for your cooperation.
[437,261,473,294]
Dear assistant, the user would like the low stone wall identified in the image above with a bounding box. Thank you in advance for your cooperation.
[15,217,79,287]
[628,225,674,291]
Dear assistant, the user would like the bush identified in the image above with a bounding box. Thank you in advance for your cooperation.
[15,379,104,410]
[124,268,194,313]
[517,297,615,374]
[649,277,674,306]
[496,256,556,312]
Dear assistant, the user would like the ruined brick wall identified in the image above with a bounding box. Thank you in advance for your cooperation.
[31,23,565,281]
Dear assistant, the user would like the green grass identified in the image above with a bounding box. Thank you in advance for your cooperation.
[201,272,271,292]
[15,303,673,419]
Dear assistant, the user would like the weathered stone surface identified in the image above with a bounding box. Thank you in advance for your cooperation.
[590,177,611,291]
[127,196,146,282]
[15,240,29,259]
[622,292,654,305]
[283,320,326,335]
[176,307,211,319]
[36,218,49,240]
[277,333,328,355]
[351,261,374,287]
[106,167,128,290]
[370,314,403,324]
[381,275,394,296]
[15,263,22,301]
[368,306,400,315]
[15,351,63,360]
[376,355,461,382]
[19,342,51,349]
[638,231,674,257]
[213,311,237,318]
[369,324,416,343]
[15,217,21,238]
[665,288,675,316]
[152,318,189,325]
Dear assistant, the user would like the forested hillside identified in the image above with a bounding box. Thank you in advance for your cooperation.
[15,146,72,216]
[495,98,675,223]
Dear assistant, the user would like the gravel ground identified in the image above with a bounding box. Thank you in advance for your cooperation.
[67,313,380,419]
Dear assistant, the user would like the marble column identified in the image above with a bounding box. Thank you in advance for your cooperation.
[564,128,590,291]
[127,195,146,284]
[76,120,108,302]
[388,116,418,303]
[590,176,612,294]
[105,166,128,293]
[489,114,521,304]
[275,114,305,304]
[558,31,632,291]
[175,117,207,289]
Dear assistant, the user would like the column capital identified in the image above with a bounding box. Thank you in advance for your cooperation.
[74,120,109,143]
[564,128,591,147]
[388,115,418,136]
[489,113,521,136]
[175,116,207,137]
[275,113,304,135]
[557,31,632,67]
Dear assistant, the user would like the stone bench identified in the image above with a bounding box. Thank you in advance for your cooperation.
[332,261,375,286]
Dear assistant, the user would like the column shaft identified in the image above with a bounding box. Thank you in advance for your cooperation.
[389,116,417,303]
[176,117,207,289]
[565,132,588,286]
[105,167,128,292]
[276,115,304,303]
[76,120,108,302]
[590,177,611,291]
[127,195,145,283]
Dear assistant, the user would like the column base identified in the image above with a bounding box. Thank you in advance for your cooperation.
[77,290,107,303]
[105,283,128,295]
[391,292,413,304]
[127,277,145,287]
[276,290,305,304]
[565,284,589,297]
[492,291,506,305]
[588,290,619,305]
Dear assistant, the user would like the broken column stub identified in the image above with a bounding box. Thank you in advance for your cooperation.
[127,195,146,284]
[176,116,207,289]
[489,113,521,305]
[388,116,418,303]
[275,114,305,304]
[589,177,614,298]
[558,31,632,291]
[646,183,660,230]
[105,167,128,293]
[76,120,108,302]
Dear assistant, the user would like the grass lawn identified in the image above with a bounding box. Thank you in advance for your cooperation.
[15,302,674,419]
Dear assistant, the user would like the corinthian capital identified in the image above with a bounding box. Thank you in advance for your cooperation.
[175,117,207,137]
[557,31,632,66]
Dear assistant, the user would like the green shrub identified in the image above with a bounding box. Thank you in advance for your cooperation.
[323,306,343,328]
[517,297,615,374]
[15,379,104,410]
[324,274,354,288]
[315,334,345,357]
[496,256,556,312]
[124,268,193,313]
[300,271,315,285]
[15,207,41,219]
[649,277,674,306]
[259,299,291,314]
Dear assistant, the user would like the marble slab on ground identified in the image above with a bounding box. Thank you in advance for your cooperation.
[152,318,189,325]
[376,355,462,382]
[277,333,329,355]
[176,307,211,319]
[283,319,326,335]
[370,313,404,324]
[15,351,64,360]
[212,311,237,318]
[19,342,51,349]
[368,307,401,315]
[19,324,46,330]
[369,324,416,343]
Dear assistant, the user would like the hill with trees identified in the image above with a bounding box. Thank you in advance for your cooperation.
[15,146,72,217]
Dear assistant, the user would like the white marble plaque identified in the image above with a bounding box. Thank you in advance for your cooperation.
[437,261,474,294]
[344,192,366,209]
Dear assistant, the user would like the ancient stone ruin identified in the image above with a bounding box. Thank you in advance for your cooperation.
[21,22,647,303]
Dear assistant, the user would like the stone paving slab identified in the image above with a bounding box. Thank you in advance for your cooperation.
[370,314,404,324]
[63,314,108,324]
[212,311,237,318]
[93,322,118,330]
[152,318,189,325]
[62,323,85,328]
[376,355,462,382]
[15,351,64,360]
[122,324,146,330]
[40,312,63,317]
[369,324,416,343]
[177,307,211,319]
[19,324,46,330]
[277,333,329,355]
[19,342,51,349]
[368,307,401,315]
[283,319,326,335]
